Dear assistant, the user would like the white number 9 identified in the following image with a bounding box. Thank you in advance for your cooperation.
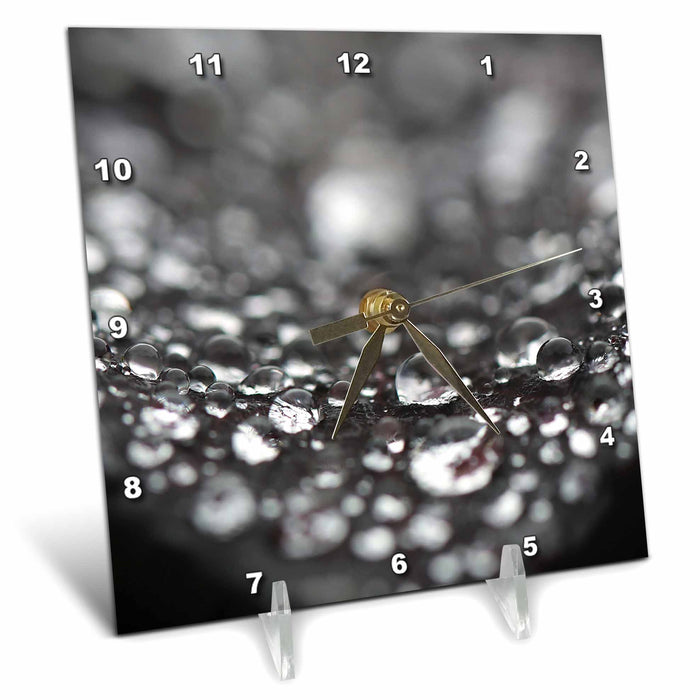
[108,315,128,339]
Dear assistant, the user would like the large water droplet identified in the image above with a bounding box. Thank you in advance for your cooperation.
[122,343,163,381]
[536,337,582,381]
[199,334,250,384]
[395,353,457,404]
[232,417,280,464]
[409,416,500,496]
[496,317,557,368]
[239,365,293,395]
[189,365,216,394]
[160,367,190,394]
[191,474,256,539]
[327,380,350,406]
[269,388,321,433]
[204,381,235,418]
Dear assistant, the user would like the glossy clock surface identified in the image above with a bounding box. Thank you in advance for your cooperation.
[69,28,647,634]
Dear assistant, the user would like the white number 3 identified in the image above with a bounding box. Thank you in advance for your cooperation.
[588,288,603,309]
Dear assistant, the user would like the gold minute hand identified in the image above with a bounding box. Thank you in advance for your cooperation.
[410,248,582,308]
[403,320,500,434]
[308,249,582,345]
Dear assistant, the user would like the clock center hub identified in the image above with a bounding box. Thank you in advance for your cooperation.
[360,288,410,333]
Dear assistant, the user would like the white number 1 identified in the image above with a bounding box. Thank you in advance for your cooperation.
[480,54,493,77]
[246,571,263,594]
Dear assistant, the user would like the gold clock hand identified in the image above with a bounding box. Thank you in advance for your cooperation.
[402,320,500,434]
[332,325,387,439]
[410,248,582,308]
[308,249,582,345]
[309,310,393,346]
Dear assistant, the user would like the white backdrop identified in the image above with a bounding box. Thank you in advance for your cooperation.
[2,2,697,698]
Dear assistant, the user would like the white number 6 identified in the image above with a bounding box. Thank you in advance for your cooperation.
[391,553,407,575]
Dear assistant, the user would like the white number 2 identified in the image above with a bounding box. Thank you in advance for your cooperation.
[574,150,590,171]
[246,571,263,594]
[480,54,493,76]
[523,535,538,557]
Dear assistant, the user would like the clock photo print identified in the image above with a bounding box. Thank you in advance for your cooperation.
[68,28,647,634]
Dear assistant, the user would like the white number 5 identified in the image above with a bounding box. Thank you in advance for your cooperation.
[523,536,538,557]
[246,571,263,594]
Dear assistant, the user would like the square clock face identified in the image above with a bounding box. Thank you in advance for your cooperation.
[69,28,647,633]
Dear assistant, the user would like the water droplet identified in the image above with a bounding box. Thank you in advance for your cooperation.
[204,381,235,417]
[239,365,293,395]
[483,490,524,528]
[282,337,326,379]
[161,367,190,394]
[395,353,457,404]
[506,412,530,436]
[327,381,350,406]
[536,337,582,381]
[569,428,597,458]
[269,388,321,434]
[94,337,112,372]
[404,513,452,551]
[494,367,511,384]
[586,340,618,373]
[126,438,174,468]
[373,494,411,522]
[189,365,215,394]
[191,474,256,539]
[374,417,405,454]
[409,416,500,496]
[350,526,396,561]
[428,552,462,584]
[539,439,564,464]
[122,343,163,381]
[539,412,569,437]
[232,417,280,465]
[446,320,490,350]
[598,283,626,318]
[559,461,599,503]
[168,461,198,487]
[280,507,349,559]
[583,375,626,425]
[140,406,199,441]
[362,450,393,473]
[341,494,366,517]
[199,334,250,384]
[496,317,557,368]
[154,386,195,414]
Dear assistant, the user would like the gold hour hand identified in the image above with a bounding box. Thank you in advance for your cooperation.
[402,320,500,435]
[332,325,386,439]
[309,313,368,345]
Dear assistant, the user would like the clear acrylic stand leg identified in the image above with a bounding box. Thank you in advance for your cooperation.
[259,580,295,680]
[485,544,531,640]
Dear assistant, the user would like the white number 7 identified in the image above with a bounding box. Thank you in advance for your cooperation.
[246,571,263,594]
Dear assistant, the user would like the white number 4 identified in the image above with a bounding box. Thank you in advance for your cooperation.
[600,426,615,446]
[246,571,263,594]
[523,535,538,557]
